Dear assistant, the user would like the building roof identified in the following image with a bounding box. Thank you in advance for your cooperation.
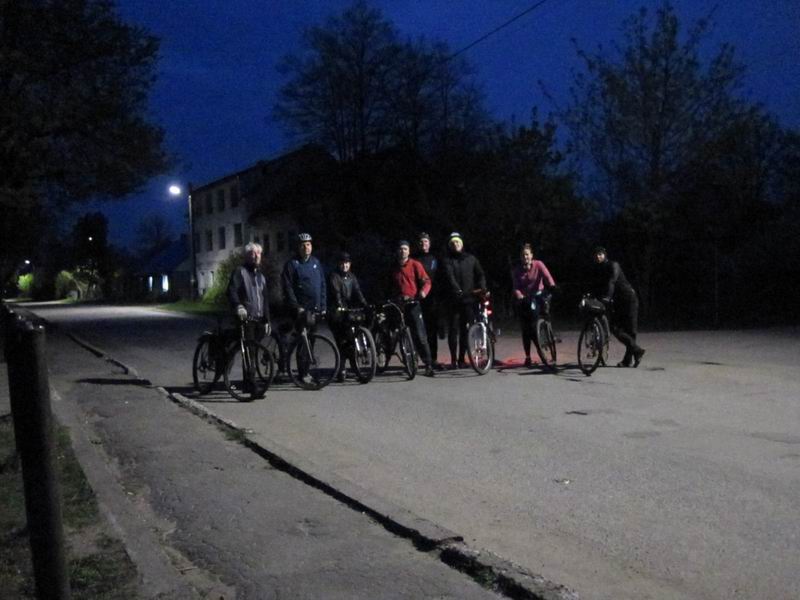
[138,239,189,275]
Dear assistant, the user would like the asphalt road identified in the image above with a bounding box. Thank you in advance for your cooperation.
[30,303,800,600]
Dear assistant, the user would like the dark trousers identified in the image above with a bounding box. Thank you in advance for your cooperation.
[420,297,439,364]
[446,302,476,364]
[405,303,432,367]
[611,293,639,360]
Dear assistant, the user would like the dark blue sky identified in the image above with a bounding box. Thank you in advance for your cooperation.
[95,0,800,248]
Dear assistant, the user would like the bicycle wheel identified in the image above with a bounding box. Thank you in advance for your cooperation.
[373,328,391,373]
[224,341,270,401]
[192,336,220,395]
[264,331,286,382]
[577,319,604,376]
[350,326,377,383]
[535,319,558,371]
[397,327,417,380]
[289,333,340,390]
[467,322,494,375]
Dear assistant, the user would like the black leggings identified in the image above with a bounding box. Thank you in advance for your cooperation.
[447,302,476,363]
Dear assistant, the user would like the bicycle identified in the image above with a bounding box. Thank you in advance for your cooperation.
[335,307,377,383]
[524,290,557,371]
[371,300,418,380]
[576,294,611,376]
[466,289,497,375]
[286,310,341,390]
[192,319,273,401]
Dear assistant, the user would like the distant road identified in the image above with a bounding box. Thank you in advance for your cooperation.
[32,303,800,600]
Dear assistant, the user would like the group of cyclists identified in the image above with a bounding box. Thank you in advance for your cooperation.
[226,231,646,383]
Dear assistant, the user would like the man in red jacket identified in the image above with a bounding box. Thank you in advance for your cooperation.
[390,240,435,377]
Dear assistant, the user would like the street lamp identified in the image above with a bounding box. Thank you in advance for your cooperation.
[169,183,197,300]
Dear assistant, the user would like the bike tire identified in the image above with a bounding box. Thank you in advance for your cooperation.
[192,336,220,395]
[373,328,391,373]
[577,319,604,376]
[289,333,340,390]
[224,341,271,401]
[535,319,558,371]
[350,326,377,384]
[398,327,417,380]
[467,322,494,375]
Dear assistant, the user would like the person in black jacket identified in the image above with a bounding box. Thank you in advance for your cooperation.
[442,232,487,369]
[227,242,271,341]
[591,246,645,367]
[328,252,367,381]
[414,232,442,369]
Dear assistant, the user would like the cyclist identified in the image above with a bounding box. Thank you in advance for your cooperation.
[281,233,327,383]
[590,246,645,367]
[512,243,555,367]
[390,240,435,377]
[227,241,271,339]
[442,232,486,369]
[281,232,326,323]
[414,232,443,369]
[328,251,367,381]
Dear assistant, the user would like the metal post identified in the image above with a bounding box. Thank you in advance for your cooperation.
[6,320,71,600]
[188,182,197,301]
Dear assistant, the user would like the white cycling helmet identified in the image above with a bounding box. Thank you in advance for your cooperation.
[297,233,312,242]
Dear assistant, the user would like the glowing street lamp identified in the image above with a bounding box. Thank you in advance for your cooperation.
[169,183,197,300]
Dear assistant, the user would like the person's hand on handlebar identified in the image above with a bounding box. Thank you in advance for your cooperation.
[236,305,248,321]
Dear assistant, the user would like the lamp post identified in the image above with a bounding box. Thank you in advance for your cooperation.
[170,183,197,300]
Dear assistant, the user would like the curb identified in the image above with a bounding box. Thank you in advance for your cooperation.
[164,388,579,600]
[64,329,578,600]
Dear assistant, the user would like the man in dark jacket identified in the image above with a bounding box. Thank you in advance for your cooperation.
[414,232,442,369]
[281,233,326,319]
[442,232,486,369]
[328,252,367,381]
[591,246,645,367]
[227,241,271,338]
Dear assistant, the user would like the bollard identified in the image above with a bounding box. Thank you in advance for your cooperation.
[6,319,71,600]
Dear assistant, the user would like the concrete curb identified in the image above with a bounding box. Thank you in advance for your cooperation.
[62,328,578,600]
[164,388,579,599]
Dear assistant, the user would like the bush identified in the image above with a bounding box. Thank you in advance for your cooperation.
[17,273,34,295]
[55,270,79,299]
[201,250,243,306]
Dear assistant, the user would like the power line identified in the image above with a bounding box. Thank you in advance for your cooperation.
[447,0,553,61]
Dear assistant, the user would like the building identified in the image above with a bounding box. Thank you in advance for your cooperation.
[137,237,191,300]
[190,145,336,298]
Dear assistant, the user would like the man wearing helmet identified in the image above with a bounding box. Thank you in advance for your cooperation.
[281,233,326,319]
[414,232,442,369]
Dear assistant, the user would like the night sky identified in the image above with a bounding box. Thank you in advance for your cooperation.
[94,0,800,249]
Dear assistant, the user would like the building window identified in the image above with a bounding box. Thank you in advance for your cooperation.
[231,185,239,208]
[218,226,226,249]
[217,188,225,211]
[276,231,285,252]
[205,230,213,252]
[209,271,214,284]
[147,275,153,292]
[234,223,243,246]
[263,233,270,253]
[205,193,213,214]
[161,275,169,293]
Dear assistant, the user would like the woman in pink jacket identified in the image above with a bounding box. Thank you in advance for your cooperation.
[512,243,555,367]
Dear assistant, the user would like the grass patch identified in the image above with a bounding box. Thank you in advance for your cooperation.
[0,421,137,599]
[155,300,225,317]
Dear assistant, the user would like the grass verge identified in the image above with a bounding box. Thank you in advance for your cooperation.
[0,421,137,599]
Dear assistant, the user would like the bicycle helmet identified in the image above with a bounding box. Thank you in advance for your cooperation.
[298,233,312,242]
